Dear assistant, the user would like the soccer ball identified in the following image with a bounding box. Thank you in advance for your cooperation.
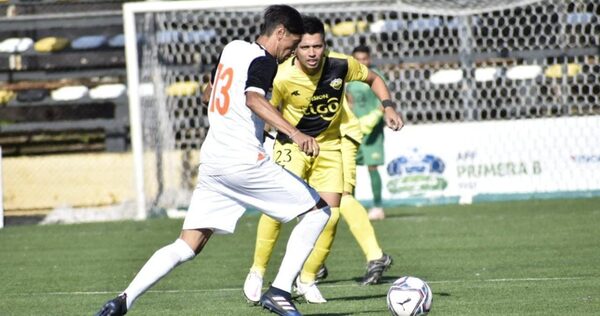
[387,276,433,316]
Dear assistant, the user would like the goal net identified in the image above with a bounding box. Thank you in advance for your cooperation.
[124,0,599,218]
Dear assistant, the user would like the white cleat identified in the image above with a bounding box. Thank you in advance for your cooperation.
[367,206,385,220]
[294,276,327,304]
[243,270,263,304]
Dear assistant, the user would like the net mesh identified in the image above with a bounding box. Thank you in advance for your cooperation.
[132,0,600,212]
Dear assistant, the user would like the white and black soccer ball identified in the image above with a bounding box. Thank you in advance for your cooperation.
[387,276,433,316]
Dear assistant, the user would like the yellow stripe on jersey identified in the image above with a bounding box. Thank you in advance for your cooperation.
[271,50,369,150]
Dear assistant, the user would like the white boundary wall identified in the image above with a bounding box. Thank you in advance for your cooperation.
[355,116,600,205]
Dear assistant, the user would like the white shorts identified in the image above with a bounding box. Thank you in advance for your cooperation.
[183,158,320,234]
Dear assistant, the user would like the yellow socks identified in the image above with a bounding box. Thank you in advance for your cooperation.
[340,194,383,261]
[250,214,282,276]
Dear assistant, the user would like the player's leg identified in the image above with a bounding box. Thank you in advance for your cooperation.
[244,214,281,302]
[340,194,393,284]
[244,141,310,302]
[95,173,243,315]
[117,229,211,310]
[296,150,343,303]
[251,215,281,276]
[367,165,384,218]
[362,128,386,220]
[340,193,382,260]
[268,198,330,294]
[340,135,392,284]
[234,158,330,314]
[340,136,383,261]
[296,192,340,303]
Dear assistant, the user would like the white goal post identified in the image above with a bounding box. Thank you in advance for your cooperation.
[0,146,3,229]
[124,0,600,219]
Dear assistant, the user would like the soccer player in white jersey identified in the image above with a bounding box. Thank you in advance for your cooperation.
[94,5,330,316]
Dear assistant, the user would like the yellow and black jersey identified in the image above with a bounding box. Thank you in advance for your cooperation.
[271,50,369,150]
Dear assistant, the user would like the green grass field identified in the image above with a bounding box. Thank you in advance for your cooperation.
[1,198,599,315]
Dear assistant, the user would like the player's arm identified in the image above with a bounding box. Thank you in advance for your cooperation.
[202,53,222,106]
[245,55,318,156]
[201,81,212,105]
[246,92,318,156]
[363,70,404,131]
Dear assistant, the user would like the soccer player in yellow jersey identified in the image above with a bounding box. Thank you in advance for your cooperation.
[244,15,403,304]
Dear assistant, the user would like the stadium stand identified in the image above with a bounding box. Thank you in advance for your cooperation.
[0,0,129,156]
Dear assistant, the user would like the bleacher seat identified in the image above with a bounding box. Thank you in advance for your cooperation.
[34,37,70,53]
[166,81,200,97]
[544,63,582,78]
[89,83,126,100]
[108,34,125,48]
[51,85,89,101]
[0,38,34,53]
[330,21,368,37]
[16,89,50,103]
[0,90,16,105]
[71,35,108,50]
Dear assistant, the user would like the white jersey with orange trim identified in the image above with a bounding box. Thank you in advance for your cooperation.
[200,40,278,174]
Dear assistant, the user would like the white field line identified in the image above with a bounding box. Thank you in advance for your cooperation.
[6,276,592,296]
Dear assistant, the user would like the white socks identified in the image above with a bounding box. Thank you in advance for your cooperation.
[123,238,195,309]
[271,206,330,292]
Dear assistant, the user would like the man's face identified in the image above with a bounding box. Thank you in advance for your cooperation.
[353,51,371,67]
[277,31,301,63]
[295,33,325,72]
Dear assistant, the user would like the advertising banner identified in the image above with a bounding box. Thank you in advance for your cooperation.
[355,116,600,205]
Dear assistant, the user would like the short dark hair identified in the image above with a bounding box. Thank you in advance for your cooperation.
[260,5,304,36]
[352,45,370,55]
[302,15,325,37]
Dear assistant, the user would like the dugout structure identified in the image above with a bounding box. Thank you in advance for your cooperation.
[123,0,599,219]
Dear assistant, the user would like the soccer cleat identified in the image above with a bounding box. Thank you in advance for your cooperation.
[94,294,127,316]
[259,286,302,316]
[243,270,264,303]
[315,264,328,283]
[361,253,393,285]
[294,276,327,304]
[367,206,385,220]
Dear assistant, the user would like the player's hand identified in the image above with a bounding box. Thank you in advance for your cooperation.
[291,131,319,157]
[384,107,404,131]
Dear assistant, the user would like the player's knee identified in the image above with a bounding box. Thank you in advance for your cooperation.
[303,203,331,223]
[173,238,197,262]
[315,198,329,210]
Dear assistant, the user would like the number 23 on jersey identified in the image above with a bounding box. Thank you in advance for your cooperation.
[209,63,234,115]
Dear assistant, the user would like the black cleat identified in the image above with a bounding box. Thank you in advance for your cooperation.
[361,253,393,285]
[315,264,328,283]
[259,286,302,316]
[94,294,127,316]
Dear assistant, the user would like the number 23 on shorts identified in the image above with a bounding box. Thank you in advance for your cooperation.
[274,148,292,166]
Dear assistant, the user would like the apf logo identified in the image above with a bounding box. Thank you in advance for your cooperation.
[386,148,447,196]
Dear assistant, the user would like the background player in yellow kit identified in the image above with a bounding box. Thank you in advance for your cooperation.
[243,15,403,304]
